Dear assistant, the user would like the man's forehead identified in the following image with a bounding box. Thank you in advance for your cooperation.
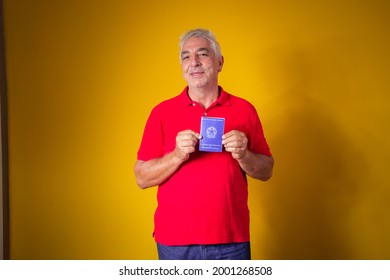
[182,37,211,50]
[181,47,210,54]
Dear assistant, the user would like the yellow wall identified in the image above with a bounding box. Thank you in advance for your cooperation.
[3,0,390,259]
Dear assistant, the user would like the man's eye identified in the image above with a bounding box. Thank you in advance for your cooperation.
[199,53,208,57]
[182,56,189,60]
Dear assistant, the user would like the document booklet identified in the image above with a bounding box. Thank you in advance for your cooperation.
[199,116,225,152]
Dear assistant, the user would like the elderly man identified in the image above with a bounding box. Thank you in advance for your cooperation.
[135,28,274,260]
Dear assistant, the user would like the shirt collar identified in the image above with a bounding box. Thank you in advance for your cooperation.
[178,86,231,107]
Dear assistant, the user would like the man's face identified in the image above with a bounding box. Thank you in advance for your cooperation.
[180,36,223,89]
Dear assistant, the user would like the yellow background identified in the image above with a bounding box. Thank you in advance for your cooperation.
[3,0,390,259]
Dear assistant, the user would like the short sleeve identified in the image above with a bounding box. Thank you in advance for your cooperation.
[137,107,165,161]
[247,107,272,157]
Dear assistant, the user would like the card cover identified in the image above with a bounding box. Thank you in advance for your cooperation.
[199,116,225,152]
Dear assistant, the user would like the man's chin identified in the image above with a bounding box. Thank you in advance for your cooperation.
[188,80,208,89]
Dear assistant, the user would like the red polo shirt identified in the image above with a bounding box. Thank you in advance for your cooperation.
[137,87,271,245]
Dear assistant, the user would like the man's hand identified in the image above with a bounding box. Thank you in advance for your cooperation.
[174,130,202,161]
[134,129,202,189]
[222,130,248,160]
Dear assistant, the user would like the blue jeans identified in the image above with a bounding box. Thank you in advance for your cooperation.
[157,242,251,260]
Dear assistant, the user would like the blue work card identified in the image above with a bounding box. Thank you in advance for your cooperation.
[199,116,225,152]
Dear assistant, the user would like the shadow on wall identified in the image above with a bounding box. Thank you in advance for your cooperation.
[251,47,366,259]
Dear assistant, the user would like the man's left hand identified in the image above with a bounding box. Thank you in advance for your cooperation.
[222,130,248,160]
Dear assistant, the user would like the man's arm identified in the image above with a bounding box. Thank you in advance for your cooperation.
[236,151,274,181]
[134,154,182,189]
[134,130,202,189]
[222,130,274,181]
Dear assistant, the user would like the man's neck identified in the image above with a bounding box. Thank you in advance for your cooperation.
[188,84,220,109]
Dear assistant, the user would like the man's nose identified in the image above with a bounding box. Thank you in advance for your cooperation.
[190,56,201,66]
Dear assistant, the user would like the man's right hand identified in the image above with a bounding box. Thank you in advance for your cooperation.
[134,130,202,189]
[174,130,202,161]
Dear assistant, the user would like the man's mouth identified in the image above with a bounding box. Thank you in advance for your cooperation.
[190,71,204,77]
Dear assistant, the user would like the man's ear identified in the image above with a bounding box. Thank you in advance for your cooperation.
[218,56,224,72]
